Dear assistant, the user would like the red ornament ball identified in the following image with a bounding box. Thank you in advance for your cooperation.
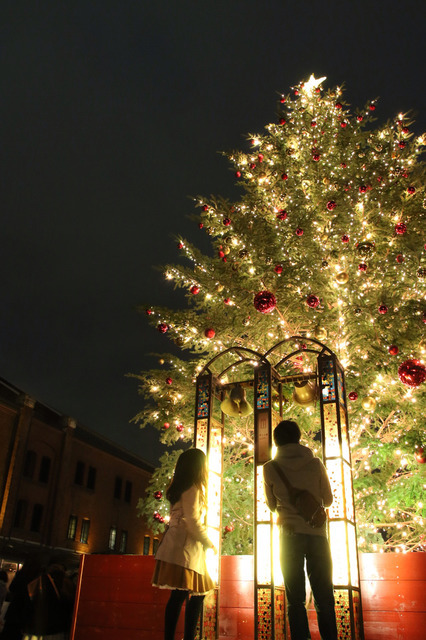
[165,377,172,385]
[396,254,405,263]
[341,121,347,128]
[313,153,321,162]
[342,234,350,243]
[335,102,343,109]
[204,328,216,339]
[311,120,317,127]
[163,422,170,429]
[415,447,426,464]
[306,294,320,309]
[357,115,363,122]
[398,141,406,149]
[198,222,204,229]
[218,249,225,258]
[378,305,388,315]
[281,172,288,180]
[280,96,286,103]
[388,345,399,356]
[178,242,184,249]
[176,424,184,433]
[279,117,286,125]
[190,285,200,295]
[369,104,376,111]
[202,204,209,211]
[276,210,288,220]
[407,186,416,194]
[274,265,283,274]
[224,297,231,305]
[295,227,304,236]
[326,200,337,211]
[341,162,347,168]
[224,524,234,533]
[348,391,358,401]
[359,185,368,193]
[398,359,426,387]
[223,217,231,226]
[395,222,407,235]
[154,491,163,500]
[258,153,264,162]
[254,290,277,314]
[358,263,367,272]
[158,322,168,333]
[146,308,154,316]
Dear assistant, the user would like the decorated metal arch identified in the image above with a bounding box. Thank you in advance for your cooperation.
[194,337,364,640]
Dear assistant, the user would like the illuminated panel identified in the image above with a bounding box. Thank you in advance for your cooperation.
[329,521,348,585]
[337,368,346,408]
[320,358,336,402]
[326,459,345,519]
[206,422,222,586]
[257,588,272,640]
[195,419,208,453]
[340,407,350,463]
[272,521,283,586]
[323,404,340,459]
[256,465,270,521]
[257,525,272,585]
[334,589,352,639]
[202,589,217,640]
[348,523,359,588]
[256,368,270,409]
[344,462,354,522]
[197,376,211,418]
[274,589,285,640]
[209,424,222,474]
[256,412,270,464]
[353,590,362,639]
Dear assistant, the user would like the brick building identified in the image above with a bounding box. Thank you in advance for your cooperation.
[0,377,158,566]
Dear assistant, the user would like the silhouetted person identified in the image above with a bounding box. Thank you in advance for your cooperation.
[263,420,338,640]
[0,555,41,640]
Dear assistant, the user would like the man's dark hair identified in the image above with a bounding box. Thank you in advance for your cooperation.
[273,420,301,445]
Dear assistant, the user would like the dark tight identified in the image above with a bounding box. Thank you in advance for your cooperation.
[164,589,205,640]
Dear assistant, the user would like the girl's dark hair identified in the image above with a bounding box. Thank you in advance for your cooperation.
[166,448,208,505]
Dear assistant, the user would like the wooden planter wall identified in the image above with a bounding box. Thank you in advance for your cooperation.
[70,553,426,640]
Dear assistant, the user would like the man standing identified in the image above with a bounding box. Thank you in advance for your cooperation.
[263,420,338,640]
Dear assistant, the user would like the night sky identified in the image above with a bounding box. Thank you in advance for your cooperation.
[1,1,424,465]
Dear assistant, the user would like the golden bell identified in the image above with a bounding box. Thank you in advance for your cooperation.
[292,380,318,407]
[221,385,253,417]
[220,397,241,417]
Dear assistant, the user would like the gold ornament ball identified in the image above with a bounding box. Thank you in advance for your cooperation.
[362,396,376,412]
[158,358,165,365]
[314,326,327,341]
[335,271,349,285]
[216,283,224,292]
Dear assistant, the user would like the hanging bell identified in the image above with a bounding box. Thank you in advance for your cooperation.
[221,384,253,417]
[292,380,318,407]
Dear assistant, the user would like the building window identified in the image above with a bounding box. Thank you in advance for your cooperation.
[108,526,117,551]
[143,535,150,555]
[14,499,28,529]
[124,480,132,504]
[67,515,78,540]
[23,450,37,479]
[74,461,85,486]
[39,456,51,483]
[119,530,128,554]
[153,538,159,555]
[114,476,122,500]
[80,518,90,544]
[30,504,44,533]
[87,466,97,490]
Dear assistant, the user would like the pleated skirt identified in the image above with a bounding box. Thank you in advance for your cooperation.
[152,559,214,595]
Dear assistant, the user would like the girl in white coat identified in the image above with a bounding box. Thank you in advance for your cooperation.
[152,448,215,640]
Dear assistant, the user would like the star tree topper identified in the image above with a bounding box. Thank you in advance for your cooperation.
[302,74,327,97]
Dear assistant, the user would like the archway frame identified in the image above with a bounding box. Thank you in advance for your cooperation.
[194,336,364,640]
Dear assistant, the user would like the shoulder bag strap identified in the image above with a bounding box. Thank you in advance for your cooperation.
[271,460,295,494]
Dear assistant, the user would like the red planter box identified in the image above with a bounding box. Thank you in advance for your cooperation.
[71,553,426,640]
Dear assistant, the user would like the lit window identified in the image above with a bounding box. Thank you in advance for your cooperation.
[80,518,90,544]
[67,515,77,540]
[109,526,117,550]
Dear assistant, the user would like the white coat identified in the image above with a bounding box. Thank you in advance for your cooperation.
[263,443,333,536]
[155,485,212,575]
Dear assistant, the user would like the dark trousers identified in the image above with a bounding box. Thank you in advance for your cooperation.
[280,531,338,640]
[164,589,205,640]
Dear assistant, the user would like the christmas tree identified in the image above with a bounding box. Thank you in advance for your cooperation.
[134,75,426,555]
